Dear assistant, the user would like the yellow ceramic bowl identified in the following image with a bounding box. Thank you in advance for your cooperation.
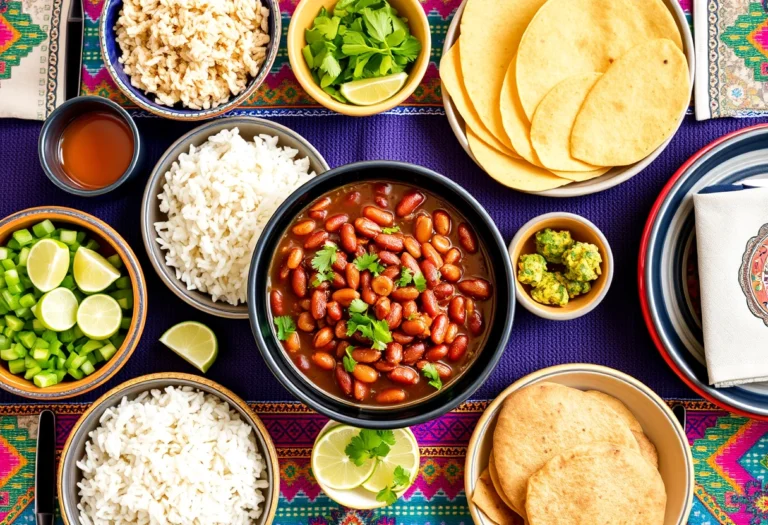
[0,207,147,400]
[466,364,694,525]
[287,0,431,116]
[508,212,613,321]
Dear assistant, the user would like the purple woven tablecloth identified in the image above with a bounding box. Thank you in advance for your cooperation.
[0,114,760,404]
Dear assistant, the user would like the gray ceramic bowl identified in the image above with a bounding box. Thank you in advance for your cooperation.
[38,96,143,197]
[141,117,330,318]
[58,372,280,525]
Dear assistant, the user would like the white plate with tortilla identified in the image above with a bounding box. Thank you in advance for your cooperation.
[441,0,694,197]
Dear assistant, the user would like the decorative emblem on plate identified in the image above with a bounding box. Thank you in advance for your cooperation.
[739,223,768,325]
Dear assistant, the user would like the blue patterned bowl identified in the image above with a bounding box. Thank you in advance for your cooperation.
[98,0,280,120]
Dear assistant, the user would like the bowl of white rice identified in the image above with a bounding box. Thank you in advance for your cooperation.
[141,117,329,318]
[58,372,280,525]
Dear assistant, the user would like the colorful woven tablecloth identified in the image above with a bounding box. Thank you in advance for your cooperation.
[0,400,763,525]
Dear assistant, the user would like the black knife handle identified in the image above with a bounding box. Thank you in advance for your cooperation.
[36,514,54,525]
[35,410,56,524]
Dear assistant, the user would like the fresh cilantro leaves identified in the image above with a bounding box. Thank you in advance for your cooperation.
[376,466,411,505]
[421,362,442,390]
[312,244,337,286]
[382,225,400,234]
[343,346,357,372]
[354,252,386,276]
[346,311,392,350]
[396,267,413,287]
[302,0,422,102]
[413,272,427,293]
[345,429,396,466]
[274,316,296,341]
[349,298,369,314]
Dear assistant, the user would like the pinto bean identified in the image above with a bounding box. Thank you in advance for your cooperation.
[385,302,403,330]
[417,360,452,379]
[396,190,425,217]
[448,296,466,324]
[291,267,307,298]
[363,206,394,227]
[421,289,440,318]
[431,234,451,254]
[402,319,427,336]
[377,250,400,266]
[400,252,422,276]
[375,196,388,208]
[448,335,469,361]
[425,344,449,362]
[346,264,360,290]
[286,248,304,270]
[391,287,420,301]
[292,219,316,236]
[403,343,425,364]
[414,215,433,243]
[270,290,285,316]
[458,279,493,300]
[375,361,396,372]
[392,331,414,345]
[345,191,361,206]
[375,234,404,252]
[304,230,329,250]
[340,223,358,253]
[297,312,315,332]
[440,264,462,283]
[327,301,342,322]
[335,320,349,340]
[420,259,440,288]
[375,296,392,319]
[372,276,394,296]
[382,265,400,280]
[332,251,347,272]
[468,310,484,336]
[284,332,300,353]
[403,236,422,258]
[312,351,335,370]
[458,223,478,253]
[445,323,459,344]
[422,243,444,268]
[430,314,449,344]
[352,349,382,363]
[389,366,420,385]
[310,196,332,212]
[376,388,407,403]
[335,364,353,395]
[353,364,379,383]
[331,288,360,307]
[444,248,462,265]
[325,214,349,232]
[433,210,452,235]
[353,380,370,401]
[385,342,403,365]
[295,354,311,371]
[354,217,382,238]
[433,283,455,300]
[313,327,334,348]
[402,300,418,320]
[309,210,327,221]
[330,271,346,289]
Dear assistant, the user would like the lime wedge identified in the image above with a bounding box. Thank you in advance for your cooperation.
[73,247,121,293]
[27,239,70,292]
[312,425,377,490]
[76,294,122,340]
[340,73,408,106]
[37,288,78,331]
[159,321,218,373]
[362,428,419,493]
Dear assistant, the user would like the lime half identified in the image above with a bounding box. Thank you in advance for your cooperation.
[76,294,122,340]
[312,425,377,490]
[73,247,121,293]
[27,239,70,292]
[159,321,218,373]
[37,287,78,331]
[362,427,419,493]
[340,73,408,106]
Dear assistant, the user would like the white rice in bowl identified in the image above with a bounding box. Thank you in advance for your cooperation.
[154,127,316,305]
[76,386,270,525]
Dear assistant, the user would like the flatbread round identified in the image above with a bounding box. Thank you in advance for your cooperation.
[492,383,639,517]
[488,450,518,511]
[525,442,667,524]
[500,57,540,166]
[530,73,604,172]
[516,0,682,120]
[440,40,520,158]
[467,129,570,192]
[571,38,690,166]
[473,469,524,525]
[634,430,660,469]
[460,0,549,145]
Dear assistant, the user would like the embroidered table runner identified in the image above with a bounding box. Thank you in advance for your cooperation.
[0,400,762,525]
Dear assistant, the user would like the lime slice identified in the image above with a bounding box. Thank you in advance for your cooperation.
[37,288,78,331]
[362,428,420,493]
[312,425,377,490]
[159,321,218,373]
[27,239,70,292]
[73,247,121,293]
[340,73,408,106]
[76,294,122,340]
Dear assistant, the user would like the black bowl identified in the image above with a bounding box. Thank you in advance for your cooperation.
[247,161,515,429]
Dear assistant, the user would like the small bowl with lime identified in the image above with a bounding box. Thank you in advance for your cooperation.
[0,206,147,400]
[312,421,420,509]
[287,0,431,116]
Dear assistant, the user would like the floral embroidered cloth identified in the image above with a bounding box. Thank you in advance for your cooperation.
[695,0,768,119]
[0,0,72,120]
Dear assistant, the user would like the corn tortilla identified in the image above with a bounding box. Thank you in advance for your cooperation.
[525,443,666,524]
[467,129,570,192]
[634,430,660,469]
[500,58,540,166]
[516,0,683,120]
[571,38,690,166]
[440,41,520,158]
[460,0,549,146]
[530,73,604,172]
[488,450,518,511]
[473,469,524,525]
[492,383,639,518]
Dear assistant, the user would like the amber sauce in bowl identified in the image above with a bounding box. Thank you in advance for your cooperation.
[58,112,134,190]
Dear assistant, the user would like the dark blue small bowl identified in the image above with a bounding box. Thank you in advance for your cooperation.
[99,0,280,120]
[247,161,516,429]
[38,96,143,197]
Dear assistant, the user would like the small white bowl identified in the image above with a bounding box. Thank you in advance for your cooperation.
[508,212,613,321]
[312,420,419,509]
[466,364,694,525]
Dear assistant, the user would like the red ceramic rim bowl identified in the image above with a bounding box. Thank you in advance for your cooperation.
[0,207,147,400]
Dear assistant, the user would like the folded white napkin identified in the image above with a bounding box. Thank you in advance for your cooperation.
[694,187,768,387]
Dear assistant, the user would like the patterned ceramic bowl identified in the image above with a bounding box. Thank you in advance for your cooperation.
[287,0,431,116]
[0,207,147,400]
[466,364,694,525]
[58,373,280,525]
[99,0,280,120]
